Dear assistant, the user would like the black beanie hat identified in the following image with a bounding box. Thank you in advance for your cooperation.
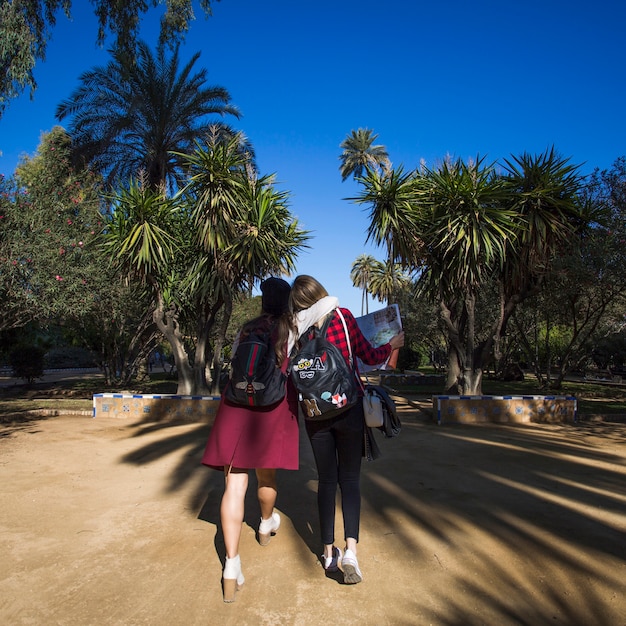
[261,277,291,316]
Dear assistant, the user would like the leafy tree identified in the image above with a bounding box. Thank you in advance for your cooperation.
[56,40,240,191]
[0,126,104,331]
[0,127,156,384]
[0,0,220,117]
[0,173,36,331]
[339,128,390,181]
[509,156,626,387]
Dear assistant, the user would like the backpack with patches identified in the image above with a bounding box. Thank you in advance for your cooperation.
[290,308,359,419]
[225,320,287,407]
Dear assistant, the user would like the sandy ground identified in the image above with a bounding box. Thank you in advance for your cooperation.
[1,396,626,626]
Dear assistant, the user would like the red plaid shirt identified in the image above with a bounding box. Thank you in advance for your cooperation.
[325,307,391,382]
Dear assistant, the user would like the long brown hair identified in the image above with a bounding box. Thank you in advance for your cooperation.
[288,275,329,314]
[241,312,293,365]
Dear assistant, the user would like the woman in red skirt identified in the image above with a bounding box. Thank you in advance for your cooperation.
[202,277,338,602]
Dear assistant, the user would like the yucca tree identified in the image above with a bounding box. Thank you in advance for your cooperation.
[102,130,308,394]
[181,129,308,287]
[56,40,240,192]
[356,150,586,394]
[418,157,518,393]
[356,156,516,394]
[176,129,309,393]
[352,165,421,264]
[339,128,390,181]
[500,148,584,301]
[419,157,514,300]
[102,181,180,283]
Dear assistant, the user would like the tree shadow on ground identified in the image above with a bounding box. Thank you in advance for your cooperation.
[116,400,626,624]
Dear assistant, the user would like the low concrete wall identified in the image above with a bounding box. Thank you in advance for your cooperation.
[433,395,577,425]
[93,393,221,423]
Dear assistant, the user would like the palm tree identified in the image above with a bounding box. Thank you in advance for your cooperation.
[369,259,411,305]
[56,40,241,191]
[339,128,390,181]
[350,254,378,315]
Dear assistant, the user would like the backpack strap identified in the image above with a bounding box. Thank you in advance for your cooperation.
[331,308,364,391]
[299,307,353,368]
[334,308,352,366]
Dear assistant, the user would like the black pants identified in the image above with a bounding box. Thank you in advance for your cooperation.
[305,402,364,546]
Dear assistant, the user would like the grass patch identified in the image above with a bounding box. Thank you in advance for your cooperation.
[0,373,179,423]
[2,372,624,422]
[385,376,626,417]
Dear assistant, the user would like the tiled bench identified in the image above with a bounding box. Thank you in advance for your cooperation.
[93,393,221,423]
[433,395,577,424]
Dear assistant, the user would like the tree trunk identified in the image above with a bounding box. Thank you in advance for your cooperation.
[152,298,195,395]
[441,295,486,396]
[445,348,460,393]
[210,292,232,395]
[461,369,483,395]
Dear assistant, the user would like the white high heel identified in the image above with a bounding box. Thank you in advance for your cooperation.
[258,511,281,546]
[223,555,245,602]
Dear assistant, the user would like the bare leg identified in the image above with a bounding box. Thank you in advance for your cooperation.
[255,468,277,520]
[221,467,249,559]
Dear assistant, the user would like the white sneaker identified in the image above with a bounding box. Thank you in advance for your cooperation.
[322,546,342,572]
[258,511,280,546]
[341,548,362,584]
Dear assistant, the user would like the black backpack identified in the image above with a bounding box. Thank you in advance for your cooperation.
[225,320,287,407]
[290,309,359,419]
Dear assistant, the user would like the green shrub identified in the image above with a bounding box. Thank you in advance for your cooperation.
[45,347,97,369]
[10,345,46,383]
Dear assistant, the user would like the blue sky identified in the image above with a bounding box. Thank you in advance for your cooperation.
[1,0,625,315]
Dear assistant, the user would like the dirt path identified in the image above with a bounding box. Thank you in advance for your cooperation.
[1,401,625,625]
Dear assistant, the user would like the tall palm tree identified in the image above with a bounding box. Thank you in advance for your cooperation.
[339,128,390,181]
[350,254,378,315]
[56,40,241,191]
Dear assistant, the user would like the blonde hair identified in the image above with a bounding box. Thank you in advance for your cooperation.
[289,275,329,313]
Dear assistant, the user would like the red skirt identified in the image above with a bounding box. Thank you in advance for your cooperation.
[201,382,299,471]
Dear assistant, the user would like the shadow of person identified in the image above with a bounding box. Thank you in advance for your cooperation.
[196,417,324,570]
[270,418,322,557]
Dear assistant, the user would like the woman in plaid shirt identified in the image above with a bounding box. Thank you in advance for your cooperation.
[289,275,404,584]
